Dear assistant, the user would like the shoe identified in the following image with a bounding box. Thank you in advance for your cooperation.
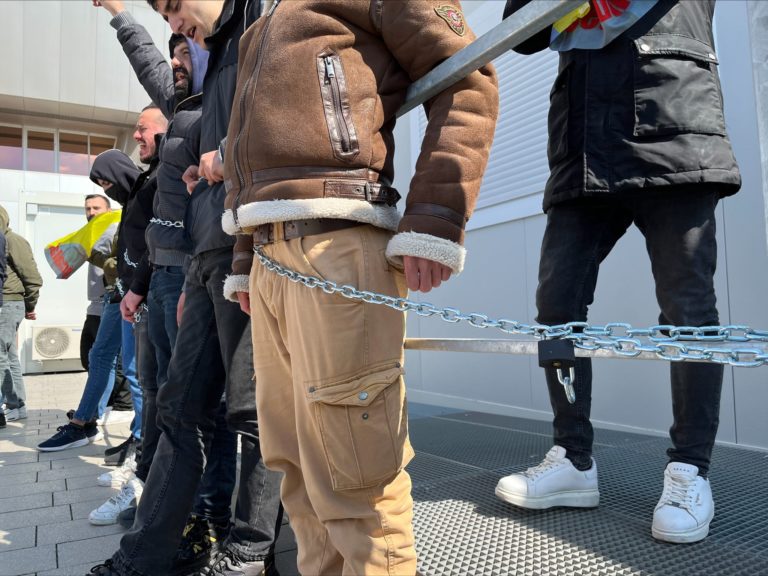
[4,405,27,421]
[38,423,90,452]
[495,445,600,509]
[88,477,144,525]
[104,435,138,467]
[175,514,230,574]
[652,462,714,543]
[199,546,273,576]
[99,409,135,426]
[117,505,136,529]
[86,559,122,575]
[97,455,136,487]
[86,421,104,443]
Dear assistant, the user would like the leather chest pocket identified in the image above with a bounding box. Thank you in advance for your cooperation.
[633,34,726,137]
[317,49,360,162]
[308,361,409,491]
[547,63,570,165]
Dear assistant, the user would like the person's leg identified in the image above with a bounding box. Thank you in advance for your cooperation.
[120,318,141,440]
[80,314,100,370]
[133,308,156,482]
[110,254,228,576]
[223,324,284,562]
[636,191,723,474]
[1,301,27,410]
[254,225,416,574]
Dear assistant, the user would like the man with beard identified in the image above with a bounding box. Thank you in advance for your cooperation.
[90,2,282,575]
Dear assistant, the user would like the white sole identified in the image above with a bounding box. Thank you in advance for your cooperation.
[88,431,104,443]
[495,485,600,509]
[652,517,712,543]
[88,515,119,526]
[37,438,90,452]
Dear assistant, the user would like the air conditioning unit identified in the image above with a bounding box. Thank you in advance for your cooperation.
[31,325,82,361]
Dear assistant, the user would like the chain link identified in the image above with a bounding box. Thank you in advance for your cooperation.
[149,217,184,228]
[254,247,768,368]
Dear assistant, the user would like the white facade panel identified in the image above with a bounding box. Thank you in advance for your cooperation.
[22,1,62,104]
[60,1,99,108]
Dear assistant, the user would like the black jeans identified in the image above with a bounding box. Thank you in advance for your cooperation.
[536,192,723,475]
[113,248,282,575]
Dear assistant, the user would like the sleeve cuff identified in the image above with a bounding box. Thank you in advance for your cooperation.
[385,231,466,275]
[110,11,135,30]
[223,274,250,303]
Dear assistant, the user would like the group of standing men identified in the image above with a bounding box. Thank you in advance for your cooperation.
[36,0,747,574]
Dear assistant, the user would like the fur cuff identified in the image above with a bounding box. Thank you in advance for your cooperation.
[385,231,466,274]
[222,198,400,235]
[223,274,249,303]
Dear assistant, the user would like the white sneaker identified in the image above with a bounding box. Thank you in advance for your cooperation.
[97,455,137,487]
[98,409,134,426]
[88,476,144,525]
[4,405,28,421]
[652,462,714,543]
[495,445,600,509]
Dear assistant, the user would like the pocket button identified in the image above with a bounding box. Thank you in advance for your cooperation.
[358,391,369,401]
[640,43,650,52]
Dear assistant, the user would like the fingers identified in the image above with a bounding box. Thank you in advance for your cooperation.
[183,165,200,194]
[403,257,452,293]
[237,292,251,316]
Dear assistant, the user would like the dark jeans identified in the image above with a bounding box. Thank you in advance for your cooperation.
[113,248,282,575]
[536,192,723,476]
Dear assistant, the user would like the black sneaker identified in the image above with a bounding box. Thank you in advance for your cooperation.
[38,423,89,452]
[198,547,275,576]
[174,514,230,574]
[117,505,136,529]
[104,436,137,467]
[86,559,122,575]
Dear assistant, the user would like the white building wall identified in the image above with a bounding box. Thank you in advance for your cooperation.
[396,1,768,450]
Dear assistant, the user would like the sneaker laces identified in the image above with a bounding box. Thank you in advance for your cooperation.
[202,548,253,575]
[107,483,135,508]
[522,449,567,480]
[659,474,695,510]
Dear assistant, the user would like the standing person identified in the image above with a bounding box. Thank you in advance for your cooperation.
[0,229,6,430]
[86,1,283,575]
[494,0,741,545]
[221,2,498,574]
[0,205,43,422]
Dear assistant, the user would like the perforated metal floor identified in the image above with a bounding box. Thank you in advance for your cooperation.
[405,404,768,576]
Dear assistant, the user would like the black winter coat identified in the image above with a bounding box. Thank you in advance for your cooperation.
[503,0,741,212]
[185,0,261,255]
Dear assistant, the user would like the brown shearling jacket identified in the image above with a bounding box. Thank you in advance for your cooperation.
[221,0,498,299]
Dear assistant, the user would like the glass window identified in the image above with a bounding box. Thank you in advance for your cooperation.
[89,135,116,165]
[27,130,55,173]
[0,125,23,170]
[59,132,89,176]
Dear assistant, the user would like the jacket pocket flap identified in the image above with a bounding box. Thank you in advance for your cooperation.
[307,362,404,407]
[634,35,718,64]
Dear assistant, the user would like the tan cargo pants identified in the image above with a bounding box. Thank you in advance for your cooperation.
[249,224,417,575]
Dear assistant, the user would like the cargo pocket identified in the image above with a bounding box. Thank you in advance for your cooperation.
[633,34,726,137]
[547,63,570,165]
[317,49,360,162]
[308,361,408,491]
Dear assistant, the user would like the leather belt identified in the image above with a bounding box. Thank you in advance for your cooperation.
[252,219,363,246]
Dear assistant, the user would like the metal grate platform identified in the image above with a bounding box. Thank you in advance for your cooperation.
[406,405,768,576]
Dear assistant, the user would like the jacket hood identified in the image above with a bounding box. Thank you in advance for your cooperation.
[89,149,141,206]
[188,39,209,95]
[0,205,8,234]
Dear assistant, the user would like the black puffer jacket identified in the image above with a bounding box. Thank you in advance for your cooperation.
[504,0,741,211]
[91,148,159,297]
[185,0,260,255]
[111,11,203,266]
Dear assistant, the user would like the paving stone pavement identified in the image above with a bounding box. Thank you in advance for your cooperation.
[0,372,298,576]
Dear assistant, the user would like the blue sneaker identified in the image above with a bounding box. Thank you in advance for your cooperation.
[38,423,90,452]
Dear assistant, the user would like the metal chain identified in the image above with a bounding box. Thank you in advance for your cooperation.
[254,247,768,368]
[149,217,184,228]
[123,249,139,269]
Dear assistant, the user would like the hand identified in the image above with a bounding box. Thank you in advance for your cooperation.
[236,291,251,316]
[120,290,144,323]
[182,165,201,195]
[92,0,125,17]
[25,311,37,320]
[199,151,224,185]
[176,292,186,326]
[403,256,452,293]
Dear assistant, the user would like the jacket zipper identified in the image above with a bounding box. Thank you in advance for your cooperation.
[230,0,281,229]
[323,56,351,153]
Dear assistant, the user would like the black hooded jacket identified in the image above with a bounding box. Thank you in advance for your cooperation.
[90,147,158,298]
[503,0,741,211]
